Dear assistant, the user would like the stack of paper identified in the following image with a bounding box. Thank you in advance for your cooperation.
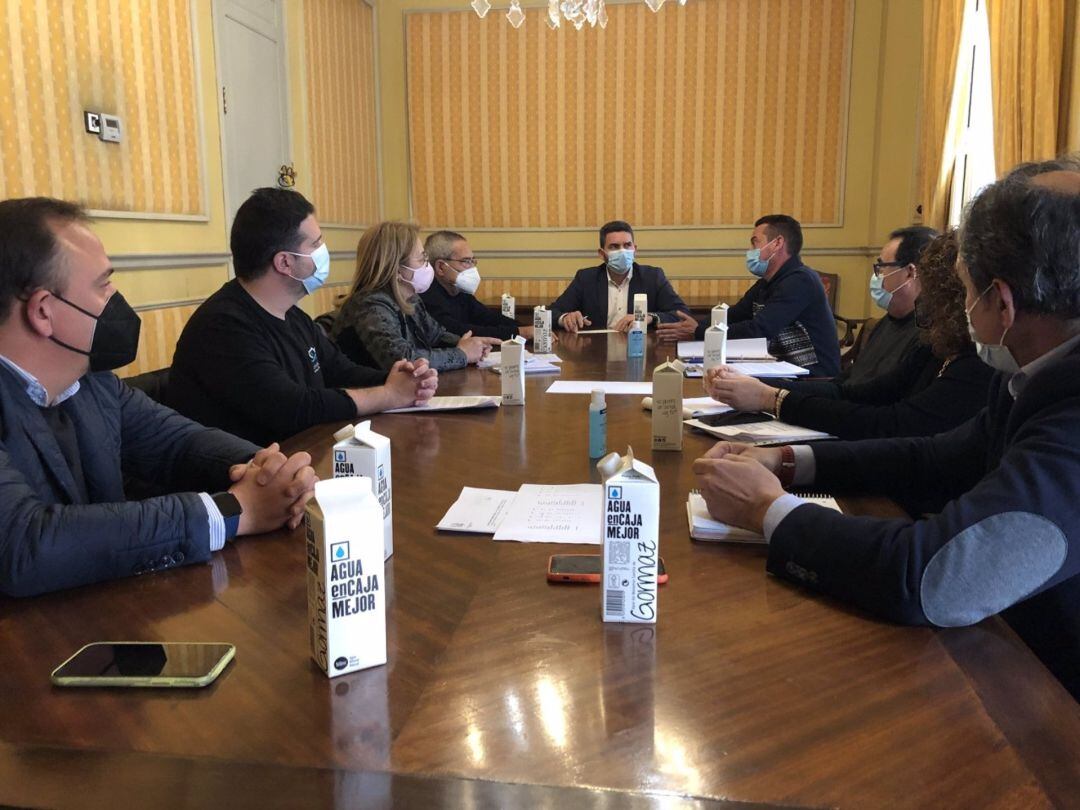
[384,396,501,414]
[684,418,833,445]
[491,356,561,375]
[437,483,603,544]
[677,338,771,361]
[483,349,565,373]
[435,487,516,533]
[686,491,841,543]
[641,395,733,419]
[683,361,810,379]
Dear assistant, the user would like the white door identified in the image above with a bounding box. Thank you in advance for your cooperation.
[214,0,291,230]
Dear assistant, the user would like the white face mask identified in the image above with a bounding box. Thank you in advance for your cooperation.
[965,282,1020,373]
[454,266,481,295]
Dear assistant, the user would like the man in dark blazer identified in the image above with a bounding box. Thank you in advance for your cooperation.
[692,161,1080,700]
[0,198,316,597]
[550,220,690,332]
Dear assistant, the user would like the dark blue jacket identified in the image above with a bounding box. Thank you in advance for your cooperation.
[0,365,258,597]
[696,257,840,376]
[550,263,690,328]
[770,341,1080,699]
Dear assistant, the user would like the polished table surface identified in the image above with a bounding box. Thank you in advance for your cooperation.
[3,334,1080,809]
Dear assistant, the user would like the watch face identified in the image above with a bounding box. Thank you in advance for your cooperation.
[212,493,243,519]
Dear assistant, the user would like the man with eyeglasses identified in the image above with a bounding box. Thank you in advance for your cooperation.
[420,230,530,341]
[844,225,937,384]
[693,159,1080,701]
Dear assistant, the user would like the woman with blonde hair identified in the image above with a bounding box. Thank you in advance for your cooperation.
[331,221,498,371]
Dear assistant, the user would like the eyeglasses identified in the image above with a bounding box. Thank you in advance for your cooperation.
[446,256,477,268]
[872,260,908,277]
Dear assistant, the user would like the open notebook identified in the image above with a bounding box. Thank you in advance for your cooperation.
[686,491,841,544]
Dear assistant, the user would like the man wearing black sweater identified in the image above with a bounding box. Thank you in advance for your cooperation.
[420,230,528,341]
[167,189,438,446]
[658,214,840,376]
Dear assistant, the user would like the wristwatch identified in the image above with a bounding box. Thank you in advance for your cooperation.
[211,492,243,540]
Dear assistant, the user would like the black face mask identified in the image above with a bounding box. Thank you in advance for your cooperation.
[49,290,142,372]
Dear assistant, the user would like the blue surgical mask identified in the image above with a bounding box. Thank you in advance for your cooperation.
[605,248,634,275]
[745,248,769,277]
[285,243,331,295]
[869,268,911,311]
[965,282,1020,373]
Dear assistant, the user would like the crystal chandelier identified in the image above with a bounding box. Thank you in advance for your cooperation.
[471,0,687,30]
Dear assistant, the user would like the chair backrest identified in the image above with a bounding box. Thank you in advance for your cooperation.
[123,367,170,404]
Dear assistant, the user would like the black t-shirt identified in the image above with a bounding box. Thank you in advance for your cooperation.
[166,279,386,446]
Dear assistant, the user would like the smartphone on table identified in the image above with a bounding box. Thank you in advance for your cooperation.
[51,642,235,688]
[547,554,668,584]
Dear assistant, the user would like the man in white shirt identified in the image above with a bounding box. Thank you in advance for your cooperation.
[550,220,690,333]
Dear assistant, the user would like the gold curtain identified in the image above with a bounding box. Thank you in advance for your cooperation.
[1057,0,1080,152]
[917,0,966,231]
[988,0,1066,174]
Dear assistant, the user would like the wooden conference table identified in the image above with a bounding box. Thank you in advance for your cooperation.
[2,334,1080,809]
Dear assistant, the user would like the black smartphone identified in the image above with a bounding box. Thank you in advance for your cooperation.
[548,554,668,584]
[51,642,235,688]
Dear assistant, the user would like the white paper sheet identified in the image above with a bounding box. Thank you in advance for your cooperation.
[492,484,603,544]
[545,380,654,395]
[677,338,770,360]
[436,487,516,533]
[684,418,833,445]
[384,396,501,414]
[683,361,809,379]
[574,328,619,334]
[642,395,733,418]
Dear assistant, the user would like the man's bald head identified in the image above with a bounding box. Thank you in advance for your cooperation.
[1030,170,1080,195]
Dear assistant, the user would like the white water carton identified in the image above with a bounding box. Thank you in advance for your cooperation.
[501,335,526,405]
[501,293,515,319]
[711,302,729,328]
[651,358,686,451]
[533,306,553,352]
[633,293,649,322]
[703,323,729,372]
[598,447,660,624]
[305,477,387,678]
[332,420,393,560]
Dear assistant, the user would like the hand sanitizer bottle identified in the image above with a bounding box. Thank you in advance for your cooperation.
[627,318,645,358]
[589,389,607,458]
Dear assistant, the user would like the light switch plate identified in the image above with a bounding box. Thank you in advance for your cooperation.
[83,111,101,134]
[99,115,121,143]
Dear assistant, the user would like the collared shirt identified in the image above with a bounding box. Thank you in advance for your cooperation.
[1007,331,1080,399]
[0,353,227,551]
[0,354,80,406]
[606,265,634,327]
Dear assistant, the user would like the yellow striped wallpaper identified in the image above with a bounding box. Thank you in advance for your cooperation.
[405,0,853,230]
[0,0,203,216]
[304,0,380,225]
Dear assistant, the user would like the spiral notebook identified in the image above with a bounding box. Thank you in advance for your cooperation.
[686,491,841,544]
